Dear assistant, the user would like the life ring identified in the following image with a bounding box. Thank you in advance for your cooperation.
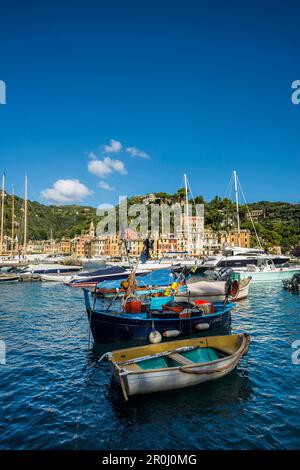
[230,280,239,300]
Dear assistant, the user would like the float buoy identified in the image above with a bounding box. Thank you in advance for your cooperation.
[162,329,180,338]
[195,323,210,331]
[148,329,162,344]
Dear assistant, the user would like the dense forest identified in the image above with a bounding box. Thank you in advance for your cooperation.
[1,190,300,252]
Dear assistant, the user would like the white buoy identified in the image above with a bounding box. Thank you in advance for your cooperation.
[195,323,210,331]
[162,329,180,338]
[148,329,162,344]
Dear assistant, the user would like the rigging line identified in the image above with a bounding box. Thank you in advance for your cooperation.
[237,176,263,250]
[60,311,86,337]
[225,172,233,200]
[228,173,234,201]
[187,179,202,218]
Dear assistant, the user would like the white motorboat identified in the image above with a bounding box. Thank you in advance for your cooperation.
[40,273,73,282]
[234,259,300,282]
[197,247,289,273]
[17,263,82,275]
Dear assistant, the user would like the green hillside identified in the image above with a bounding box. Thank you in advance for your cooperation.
[2,193,97,241]
[1,191,299,252]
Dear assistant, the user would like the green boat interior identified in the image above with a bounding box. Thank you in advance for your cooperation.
[125,347,222,371]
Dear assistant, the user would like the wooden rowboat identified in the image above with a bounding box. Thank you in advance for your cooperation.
[108,333,250,400]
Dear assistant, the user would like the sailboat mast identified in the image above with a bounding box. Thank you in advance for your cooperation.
[233,170,241,247]
[184,174,190,254]
[0,173,5,256]
[11,185,14,256]
[23,174,28,255]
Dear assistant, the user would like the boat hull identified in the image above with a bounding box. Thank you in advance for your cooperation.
[118,356,237,396]
[0,275,19,283]
[175,278,251,303]
[109,334,250,398]
[84,291,232,344]
[67,269,148,287]
[237,267,300,282]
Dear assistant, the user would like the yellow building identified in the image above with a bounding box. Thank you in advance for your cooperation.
[128,239,144,257]
[60,239,71,254]
[227,230,251,248]
[105,235,120,257]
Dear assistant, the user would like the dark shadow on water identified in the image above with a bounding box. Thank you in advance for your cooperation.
[106,366,252,425]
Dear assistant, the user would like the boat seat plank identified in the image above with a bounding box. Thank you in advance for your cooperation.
[168,352,195,366]
[124,363,143,372]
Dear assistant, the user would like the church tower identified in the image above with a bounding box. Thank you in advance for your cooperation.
[89,220,95,238]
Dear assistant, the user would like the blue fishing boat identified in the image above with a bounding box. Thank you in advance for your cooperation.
[83,289,233,344]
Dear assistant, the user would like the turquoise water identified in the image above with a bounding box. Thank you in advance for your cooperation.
[0,272,300,450]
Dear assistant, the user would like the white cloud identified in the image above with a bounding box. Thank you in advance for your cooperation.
[88,159,112,178]
[41,179,92,204]
[98,181,115,191]
[105,157,127,174]
[103,139,122,153]
[126,146,150,159]
[88,156,127,178]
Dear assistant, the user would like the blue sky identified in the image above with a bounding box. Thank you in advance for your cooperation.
[0,0,299,206]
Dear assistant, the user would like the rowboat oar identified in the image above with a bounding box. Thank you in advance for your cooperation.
[118,345,198,366]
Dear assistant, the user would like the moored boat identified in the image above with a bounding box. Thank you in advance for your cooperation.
[40,273,73,282]
[83,289,233,344]
[108,333,250,400]
[17,263,82,275]
[234,259,300,283]
[67,265,149,287]
[0,273,19,283]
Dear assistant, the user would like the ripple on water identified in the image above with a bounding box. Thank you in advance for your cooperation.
[0,275,300,449]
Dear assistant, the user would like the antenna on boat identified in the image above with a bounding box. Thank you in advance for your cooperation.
[0,173,5,256]
[233,170,241,247]
[23,174,28,256]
